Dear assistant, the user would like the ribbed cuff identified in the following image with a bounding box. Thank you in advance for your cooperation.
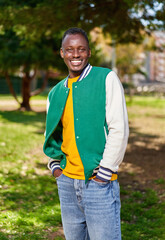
[96,166,113,181]
[52,165,61,176]
[49,160,61,176]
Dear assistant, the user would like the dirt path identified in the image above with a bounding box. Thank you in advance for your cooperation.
[119,106,165,199]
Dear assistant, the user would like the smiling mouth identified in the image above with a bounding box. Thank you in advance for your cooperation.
[70,60,82,66]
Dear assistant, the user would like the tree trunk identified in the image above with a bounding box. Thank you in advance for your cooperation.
[4,72,21,105]
[30,71,48,96]
[5,69,47,111]
[20,74,32,111]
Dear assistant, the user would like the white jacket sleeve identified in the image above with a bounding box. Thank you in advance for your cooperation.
[96,71,129,181]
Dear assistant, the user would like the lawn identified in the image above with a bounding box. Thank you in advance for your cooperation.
[0,107,63,239]
[0,95,165,240]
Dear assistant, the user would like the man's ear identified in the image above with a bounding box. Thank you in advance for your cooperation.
[60,48,64,58]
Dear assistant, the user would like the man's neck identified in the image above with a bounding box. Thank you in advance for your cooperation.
[69,63,89,78]
[69,71,82,78]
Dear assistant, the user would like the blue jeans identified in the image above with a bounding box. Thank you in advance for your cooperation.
[56,174,121,240]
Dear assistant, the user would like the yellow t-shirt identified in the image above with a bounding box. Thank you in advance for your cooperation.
[61,76,85,179]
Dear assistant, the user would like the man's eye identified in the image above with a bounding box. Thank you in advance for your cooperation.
[79,48,85,51]
[66,48,73,52]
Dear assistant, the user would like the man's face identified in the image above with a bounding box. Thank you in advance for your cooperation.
[60,33,91,78]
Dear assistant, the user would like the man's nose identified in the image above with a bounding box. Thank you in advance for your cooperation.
[73,49,80,57]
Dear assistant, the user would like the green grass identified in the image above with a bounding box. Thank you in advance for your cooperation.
[0,91,48,99]
[0,94,47,101]
[122,94,165,240]
[126,95,165,108]
[0,95,165,239]
[0,110,63,239]
[121,188,165,240]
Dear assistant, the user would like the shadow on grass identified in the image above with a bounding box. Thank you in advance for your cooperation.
[0,110,46,124]
[120,122,165,240]
[120,123,165,190]
[0,171,62,239]
[0,110,46,135]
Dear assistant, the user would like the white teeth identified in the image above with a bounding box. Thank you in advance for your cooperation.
[70,60,82,66]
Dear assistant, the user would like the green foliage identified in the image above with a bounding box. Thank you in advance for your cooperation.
[0,1,165,45]
[0,29,65,72]
[116,43,145,78]
[0,0,45,7]
[0,0,165,98]
[154,178,165,185]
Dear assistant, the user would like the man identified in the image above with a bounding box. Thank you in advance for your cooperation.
[43,27,129,240]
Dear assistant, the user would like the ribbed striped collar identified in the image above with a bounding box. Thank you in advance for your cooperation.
[64,63,92,88]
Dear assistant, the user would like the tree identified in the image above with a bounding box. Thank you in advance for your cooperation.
[0,29,64,110]
[0,0,164,110]
[116,43,145,80]
[90,27,145,79]
[1,0,164,42]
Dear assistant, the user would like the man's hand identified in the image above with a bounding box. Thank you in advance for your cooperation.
[93,177,107,183]
[53,169,63,178]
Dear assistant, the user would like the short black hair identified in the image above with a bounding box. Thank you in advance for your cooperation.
[61,27,89,47]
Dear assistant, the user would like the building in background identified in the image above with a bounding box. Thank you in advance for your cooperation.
[146,31,165,83]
